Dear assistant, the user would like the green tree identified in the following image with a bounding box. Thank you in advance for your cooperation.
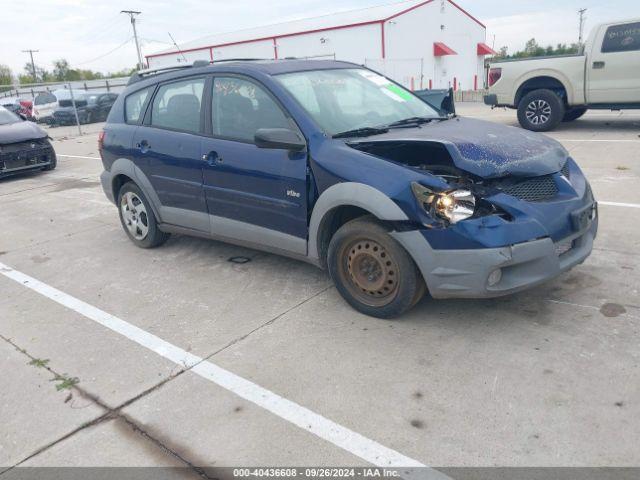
[0,64,13,92]
[491,39,580,60]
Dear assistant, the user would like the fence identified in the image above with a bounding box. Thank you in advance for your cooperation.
[0,77,129,100]
[0,77,129,136]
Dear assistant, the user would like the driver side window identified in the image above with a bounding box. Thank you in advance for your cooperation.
[212,77,290,143]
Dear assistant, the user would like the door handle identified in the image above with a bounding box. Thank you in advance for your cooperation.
[593,61,605,69]
[203,151,223,166]
[136,140,151,153]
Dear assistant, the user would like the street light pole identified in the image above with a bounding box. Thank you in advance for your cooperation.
[121,10,143,70]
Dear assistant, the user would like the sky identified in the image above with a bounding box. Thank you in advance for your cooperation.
[1,0,639,77]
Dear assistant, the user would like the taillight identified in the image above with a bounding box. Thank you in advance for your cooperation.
[488,67,502,87]
[98,130,105,152]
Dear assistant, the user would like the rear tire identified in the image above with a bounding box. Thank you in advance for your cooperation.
[562,107,587,122]
[117,182,170,248]
[327,216,425,319]
[517,89,565,132]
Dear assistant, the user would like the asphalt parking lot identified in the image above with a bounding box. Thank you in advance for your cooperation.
[1,103,639,475]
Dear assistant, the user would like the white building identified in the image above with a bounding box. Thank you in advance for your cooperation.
[146,0,495,91]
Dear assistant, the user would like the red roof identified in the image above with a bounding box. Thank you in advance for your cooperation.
[434,42,457,56]
[477,42,497,55]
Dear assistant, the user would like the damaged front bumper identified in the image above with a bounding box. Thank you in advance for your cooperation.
[0,139,56,178]
[391,208,597,299]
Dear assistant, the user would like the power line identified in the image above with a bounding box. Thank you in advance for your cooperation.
[75,37,133,66]
[121,10,143,70]
[73,13,124,43]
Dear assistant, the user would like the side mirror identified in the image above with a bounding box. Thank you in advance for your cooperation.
[18,113,28,121]
[255,128,306,151]
[414,88,456,116]
[441,87,456,116]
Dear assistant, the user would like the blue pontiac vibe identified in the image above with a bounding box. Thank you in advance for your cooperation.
[99,60,597,318]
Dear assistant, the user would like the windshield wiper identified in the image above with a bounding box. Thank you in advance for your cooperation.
[385,116,436,128]
[332,126,389,139]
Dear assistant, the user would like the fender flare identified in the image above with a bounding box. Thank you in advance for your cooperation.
[108,158,163,223]
[307,182,409,262]
[512,71,576,105]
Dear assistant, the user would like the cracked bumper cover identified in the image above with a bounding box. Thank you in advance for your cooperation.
[391,214,597,299]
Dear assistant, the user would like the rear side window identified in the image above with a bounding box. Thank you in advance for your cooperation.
[125,87,151,124]
[151,78,205,133]
[602,22,640,53]
[34,93,56,105]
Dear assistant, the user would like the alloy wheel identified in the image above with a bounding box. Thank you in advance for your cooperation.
[525,99,552,125]
[120,192,149,240]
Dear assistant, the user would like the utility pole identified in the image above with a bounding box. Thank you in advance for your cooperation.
[21,49,39,82]
[578,8,587,45]
[121,10,143,70]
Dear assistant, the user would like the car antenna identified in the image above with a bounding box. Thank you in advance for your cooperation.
[168,32,188,63]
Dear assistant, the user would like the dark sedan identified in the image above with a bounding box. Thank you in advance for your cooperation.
[53,92,118,125]
[0,106,56,178]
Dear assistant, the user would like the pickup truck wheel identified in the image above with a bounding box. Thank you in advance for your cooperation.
[517,89,565,132]
[328,216,425,319]
[562,107,587,122]
[117,182,170,248]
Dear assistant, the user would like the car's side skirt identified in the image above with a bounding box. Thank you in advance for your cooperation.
[158,212,313,266]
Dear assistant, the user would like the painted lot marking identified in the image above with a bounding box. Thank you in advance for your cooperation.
[555,139,640,143]
[599,201,640,209]
[0,262,448,475]
[54,153,640,211]
[57,154,99,160]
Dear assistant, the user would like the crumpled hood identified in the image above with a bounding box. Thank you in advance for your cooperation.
[0,121,48,144]
[354,117,567,179]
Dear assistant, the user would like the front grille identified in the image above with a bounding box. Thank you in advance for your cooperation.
[555,239,574,256]
[499,175,559,202]
[0,139,53,172]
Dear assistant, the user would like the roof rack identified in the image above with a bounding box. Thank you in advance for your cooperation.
[128,59,275,85]
[127,64,194,85]
[127,57,335,85]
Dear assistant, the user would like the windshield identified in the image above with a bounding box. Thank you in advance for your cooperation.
[0,105,20,125]
[276,68,439,136]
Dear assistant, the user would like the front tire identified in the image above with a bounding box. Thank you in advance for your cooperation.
[327,216,425,319]
[117,182,170,248]
[42,142,57,171]
[517,89,565,132]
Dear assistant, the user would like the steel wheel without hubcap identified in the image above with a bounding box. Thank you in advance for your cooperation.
[341,238,400,307]
[525,99,552,125]
[120,192,149,240]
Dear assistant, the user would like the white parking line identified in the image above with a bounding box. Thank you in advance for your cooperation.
[57,154,99,160]
[599,201,640,209]
[554,139,640,143]
[0,262,446,474]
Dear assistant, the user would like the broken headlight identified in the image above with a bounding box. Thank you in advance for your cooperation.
[411,182,476,224]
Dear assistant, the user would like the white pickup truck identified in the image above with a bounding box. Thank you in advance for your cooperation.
[484,18,640,131]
